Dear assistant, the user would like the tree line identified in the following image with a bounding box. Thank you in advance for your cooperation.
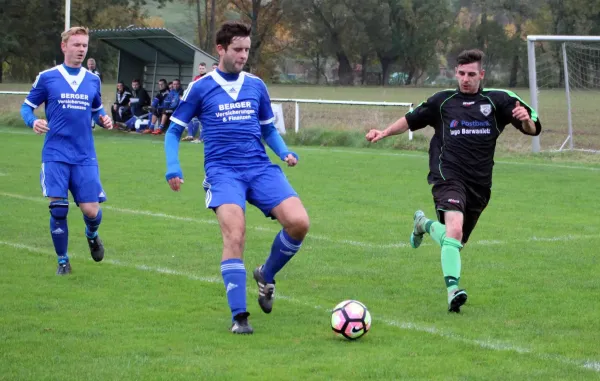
[1,0,599,86]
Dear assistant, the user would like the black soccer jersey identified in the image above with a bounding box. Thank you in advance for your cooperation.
[405,88,542,187]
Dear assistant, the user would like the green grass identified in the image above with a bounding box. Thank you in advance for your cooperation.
[1,125,600,379]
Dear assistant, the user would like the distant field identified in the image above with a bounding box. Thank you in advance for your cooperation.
[2,83,599,153]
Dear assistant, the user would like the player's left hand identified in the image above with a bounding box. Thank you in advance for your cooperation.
[168,177,184,191]
[100,115,113,130]
[284,153,298,167]
[512,101,530,122]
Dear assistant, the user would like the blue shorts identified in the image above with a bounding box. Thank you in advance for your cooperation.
[203,164,297,218]
[40,162,107,204]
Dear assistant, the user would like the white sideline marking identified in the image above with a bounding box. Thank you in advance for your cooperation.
[1,239,599,373]
[1,192,598,250]
[296,147,600,172]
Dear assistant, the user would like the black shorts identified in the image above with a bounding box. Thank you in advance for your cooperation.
[431,179,491,244]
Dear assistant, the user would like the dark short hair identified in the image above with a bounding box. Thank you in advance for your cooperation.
[159,79,167,84]
[457,49,484,67]
[132,79,140,84]
[216,20,251,50]
[199,62,206,66]
[173,78,180,82]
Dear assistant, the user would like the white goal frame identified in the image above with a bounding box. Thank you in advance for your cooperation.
[527,35,600,152]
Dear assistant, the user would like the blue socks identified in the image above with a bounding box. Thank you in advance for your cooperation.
[262,229,303,283]
[221,259,247,321]
[49,200,69,263]
[84,208,102,239]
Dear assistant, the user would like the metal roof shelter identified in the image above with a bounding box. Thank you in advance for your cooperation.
[90,27,217,95]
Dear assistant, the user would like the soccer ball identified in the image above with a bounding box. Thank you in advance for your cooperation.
[330,300,371,340]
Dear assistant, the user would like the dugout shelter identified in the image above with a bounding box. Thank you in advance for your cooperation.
[90,27,216,96]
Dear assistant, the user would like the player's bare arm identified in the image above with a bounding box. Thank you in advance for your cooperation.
[512,101,536,135]
[365,116,410,143]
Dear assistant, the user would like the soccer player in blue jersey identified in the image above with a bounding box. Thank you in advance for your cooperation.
[164,21,310,334]
[20,26,113,275]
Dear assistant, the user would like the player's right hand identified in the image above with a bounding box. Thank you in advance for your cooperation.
[168,177,184,192]
[32,119,49,135]
[365,129,386,143]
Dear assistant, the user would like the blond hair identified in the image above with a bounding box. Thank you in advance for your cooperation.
[61,26,89,43]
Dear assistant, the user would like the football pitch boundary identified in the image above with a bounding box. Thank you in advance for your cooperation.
[1,191,598,251]
[1,239,599,374]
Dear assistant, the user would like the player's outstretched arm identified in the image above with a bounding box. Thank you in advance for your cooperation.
[366,116,410,143]
[165,121,185,191]
[261,123,299,167]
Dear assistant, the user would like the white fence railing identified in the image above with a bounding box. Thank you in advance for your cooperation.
[1,91,415,139]
[270,98,414,139]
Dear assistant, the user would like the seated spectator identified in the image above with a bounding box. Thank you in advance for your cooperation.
[211,62,218,71]
[152,79,182,135]
[142,79,170,134]
[182,117,203,143]
[193,62,207,81]
[129,79,151,117]
[111,81,132,123]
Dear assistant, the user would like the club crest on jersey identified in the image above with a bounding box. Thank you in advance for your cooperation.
[480,104,491,116]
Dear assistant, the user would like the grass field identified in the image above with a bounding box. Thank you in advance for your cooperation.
[1,125,600,380]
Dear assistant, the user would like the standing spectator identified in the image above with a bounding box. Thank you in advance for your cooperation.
[193,62,207,81]
[87,58,102,82]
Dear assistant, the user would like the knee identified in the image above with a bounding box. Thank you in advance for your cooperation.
[80,204,99,219]
[445,221,463,242]
[285,212,310,240]
[49,199,69,219]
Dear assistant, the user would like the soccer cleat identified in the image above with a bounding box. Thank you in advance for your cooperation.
[410,210,428,249]
[56,261,72,275]
[230,312,253,334]
[448,289,468,313]
[253,265,275,314]
[87,235,105,262]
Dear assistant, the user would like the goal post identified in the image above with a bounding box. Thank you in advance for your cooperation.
[527,35,600,153]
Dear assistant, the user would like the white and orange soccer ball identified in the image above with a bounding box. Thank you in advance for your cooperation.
[330,300,371,340]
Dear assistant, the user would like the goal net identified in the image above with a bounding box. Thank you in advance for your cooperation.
[528,36,600,153]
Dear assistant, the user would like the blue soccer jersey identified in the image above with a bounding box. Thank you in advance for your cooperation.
[25,65,104,165]
[170,70,275,170]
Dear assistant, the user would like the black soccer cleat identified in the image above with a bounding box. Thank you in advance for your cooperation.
[448,289,468,313]
[253,266,275,314]
[56,262,72,275]
[230,312,253,334]
[87,235,105,262]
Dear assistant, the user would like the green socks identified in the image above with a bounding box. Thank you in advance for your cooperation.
[425,221,463,292]
[442,237,462,293]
